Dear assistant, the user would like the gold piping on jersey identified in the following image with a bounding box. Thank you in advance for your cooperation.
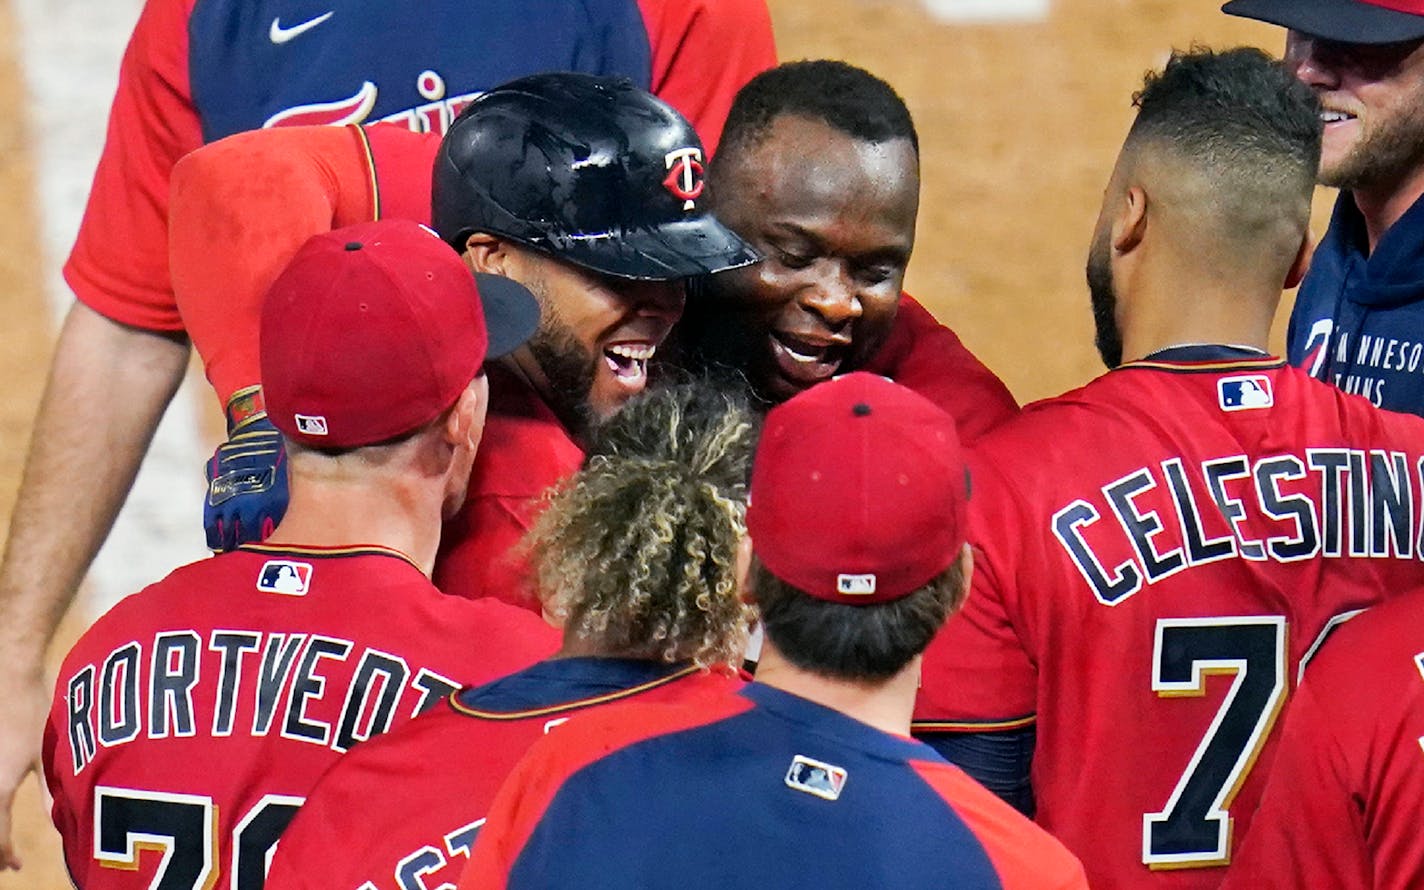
[449,664,704,721]
[911,713,1037,733]
[1121,357,1286,374]
[351,124,381,220]
[238,542,420,571]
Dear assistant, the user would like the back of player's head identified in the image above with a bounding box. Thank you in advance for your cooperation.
[746,373,970,681]
[432,71,757,281]
[260,219,537,451]
[529,383,758,668]
[715,60,920,166]
[1122,47,1320,259]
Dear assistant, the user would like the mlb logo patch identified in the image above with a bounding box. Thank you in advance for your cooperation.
[1218,375,1274,412]
[257,560,313,596]
[837,573,877,596]
[785,755,848,801]
[295,414,329,436]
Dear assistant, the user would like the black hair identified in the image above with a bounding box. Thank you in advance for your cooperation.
[752,557,965,682]
[1129,46,1321,194]
[717,59,918,160]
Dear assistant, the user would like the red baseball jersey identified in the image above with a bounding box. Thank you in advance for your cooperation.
[41,544,557,889]
[264,658,740,890]
[1222,589,1424,890]
[462,684,1088,890]
[67,0,775,336]
[914,347,1424,890]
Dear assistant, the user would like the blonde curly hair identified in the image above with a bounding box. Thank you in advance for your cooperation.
[528,384,758,668]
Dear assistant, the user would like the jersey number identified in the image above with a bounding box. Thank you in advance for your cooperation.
[96,787,302,889]
[1142,617,1286,869]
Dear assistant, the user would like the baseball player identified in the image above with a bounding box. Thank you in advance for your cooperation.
[40,219,560,888]
[263,383,756,890]
[458,373,1086,890]
[0,2,774,867]
[1219,586,1424,889]
[679,59,1019,437]
[162,61,1017,598]
[912,47,1424,890]
[1224,0,1424,417]
[176,72,759,612]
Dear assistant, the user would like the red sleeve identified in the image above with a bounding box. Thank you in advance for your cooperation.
[435,496,544,611]
[63,0,201,332]
[910,761,1089,890]
[864,296,1019,444]
[636,0,777,152]
[168,125,439,406]
[914,453,1038,729]
[1221,680,1369,890]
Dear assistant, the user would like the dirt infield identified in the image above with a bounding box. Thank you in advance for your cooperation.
[0,2,1308,887]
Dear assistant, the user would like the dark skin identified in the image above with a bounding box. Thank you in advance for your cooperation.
[687,114,920,404]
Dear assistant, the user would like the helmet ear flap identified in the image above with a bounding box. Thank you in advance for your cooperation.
[431,72,759,281]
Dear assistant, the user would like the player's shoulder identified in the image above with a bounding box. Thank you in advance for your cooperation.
[909,756,1087,884]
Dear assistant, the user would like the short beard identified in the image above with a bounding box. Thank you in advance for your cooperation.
[1322,90,1424,191]
[527,316,598,439]
[1086,232,1123,370]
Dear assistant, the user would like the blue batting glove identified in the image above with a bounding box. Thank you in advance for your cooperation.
[204,387,289,552]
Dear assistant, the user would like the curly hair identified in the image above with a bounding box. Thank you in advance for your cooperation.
[528,384,759,668]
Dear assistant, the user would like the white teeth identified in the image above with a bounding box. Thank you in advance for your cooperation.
[607,343,655,360]
[784,345,821,363]
[1321,111,1354,123]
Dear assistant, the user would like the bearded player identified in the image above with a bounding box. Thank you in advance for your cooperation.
[176,73,756,611]
[155,62,1015,615]
[264,383,755,890]
[0,5,774,867]
[40,219,557,888]
[912,47,1424,890]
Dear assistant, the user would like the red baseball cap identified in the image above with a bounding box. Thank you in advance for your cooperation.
[261,219,539,449]
[747,372,970,605]
[1224,0,1424,44]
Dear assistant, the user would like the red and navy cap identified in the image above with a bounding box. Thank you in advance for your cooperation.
[260,219,539,449]
[747,372,970,605]
[1224,0,1424,44]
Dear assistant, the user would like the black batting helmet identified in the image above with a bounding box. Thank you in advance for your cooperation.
[432,72,759,281]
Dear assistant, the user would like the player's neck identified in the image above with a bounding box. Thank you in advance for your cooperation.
[1118,279,1275,365]
[753,644,918,737]
[1352,166,1424,253]
[263,476,442,576]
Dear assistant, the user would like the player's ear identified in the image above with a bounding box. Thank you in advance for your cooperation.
[462,232,511,276]
[949,542,973,615]
[1284,230,1314,290]
[1112,186,1148,254]
[739,537,759,606]
[444,373,490,453]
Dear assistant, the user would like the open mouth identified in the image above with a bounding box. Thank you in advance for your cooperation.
[1320,109,1357,126]
[769,331,846,386]
[603,341,656,387]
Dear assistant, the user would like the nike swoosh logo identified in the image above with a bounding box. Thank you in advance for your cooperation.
[269,11,334,44]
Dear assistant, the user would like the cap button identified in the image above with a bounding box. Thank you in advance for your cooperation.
[852,403,872,417]
[344,241,363,251]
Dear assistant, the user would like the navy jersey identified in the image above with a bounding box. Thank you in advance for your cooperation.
[463,684,1088,890]
[265,658,740,890]
[189,0,652,140]
[1287,191,1424,417]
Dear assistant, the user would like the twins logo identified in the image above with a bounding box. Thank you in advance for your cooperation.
[1218,375,1274,412]
[663,147,705,210]
[257,560,313,595]
[263,70,481,135]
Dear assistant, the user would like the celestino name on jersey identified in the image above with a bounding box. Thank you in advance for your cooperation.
[1053,447,1424,606]
[59,629,462,774]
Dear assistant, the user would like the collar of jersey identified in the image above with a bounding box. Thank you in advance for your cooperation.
[1123,344,1286,370]
[450,658,703,720]
[237,542,421,571]
[740,683,934,762]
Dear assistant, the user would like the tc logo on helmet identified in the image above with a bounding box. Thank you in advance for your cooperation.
[663,147,705,210]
